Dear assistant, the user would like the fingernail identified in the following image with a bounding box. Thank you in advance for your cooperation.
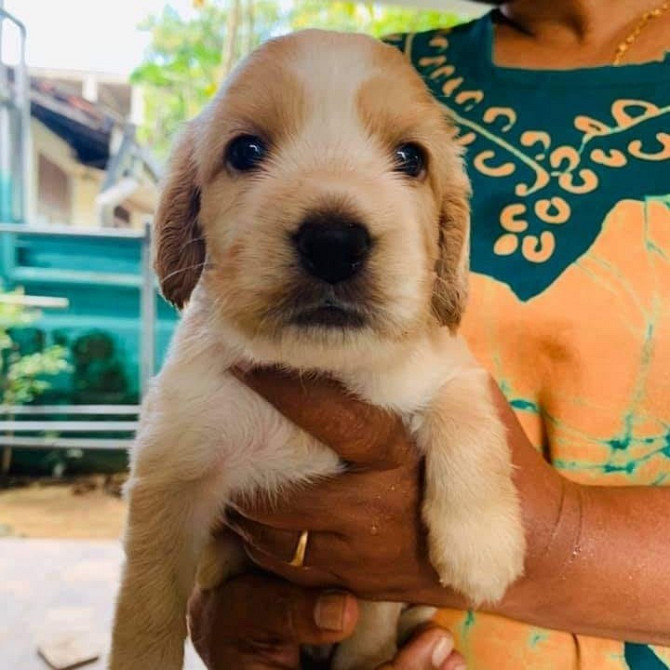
[314,591,348,631]
[431,634,454,667]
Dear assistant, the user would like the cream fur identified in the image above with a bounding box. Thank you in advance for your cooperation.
[109,30,525,670]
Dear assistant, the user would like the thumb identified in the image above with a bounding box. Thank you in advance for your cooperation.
[190,574,359,646]
[377,626,464,670]
[189,575,360,670]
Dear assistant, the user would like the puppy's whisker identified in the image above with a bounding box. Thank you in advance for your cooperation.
[180,236,207,248]
[161,261,213,283]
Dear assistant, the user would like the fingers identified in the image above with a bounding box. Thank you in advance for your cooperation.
[443,653,467,670]
[378,625,466,670]
[232,367,413,469]
[230,479,350,531]
[228,513,302,562]
[188,574,359,668]
[242,534,342,589]
[218,575,357,643]
[231,463,415,531]
[230,514,345,574]
[189,574,359,670]
[188,574,466,670]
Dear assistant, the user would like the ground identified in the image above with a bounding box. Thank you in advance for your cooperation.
[0,478,126,539]
[0,479,204,670]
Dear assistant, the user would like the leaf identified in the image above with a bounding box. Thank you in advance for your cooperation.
[0,284,70,405]
[131,0,464,158]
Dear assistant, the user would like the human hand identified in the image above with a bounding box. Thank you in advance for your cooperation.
[226,369,456,607]
[188,573,465,669]
[227,368,567,615]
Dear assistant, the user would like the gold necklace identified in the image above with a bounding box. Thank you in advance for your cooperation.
[613,1,670,65]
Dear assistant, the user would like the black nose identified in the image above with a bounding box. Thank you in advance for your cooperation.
[293,216,371,284]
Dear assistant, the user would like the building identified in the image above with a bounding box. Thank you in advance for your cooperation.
[1,6,170,415]
[26,68,160,229]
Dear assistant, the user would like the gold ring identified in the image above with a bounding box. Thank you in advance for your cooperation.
[288,530,309,568]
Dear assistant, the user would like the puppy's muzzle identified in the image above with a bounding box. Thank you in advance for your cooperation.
[293,213,371,285]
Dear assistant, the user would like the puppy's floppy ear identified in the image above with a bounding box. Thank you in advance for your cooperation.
[432,168,471,331]
[153,123,205,309]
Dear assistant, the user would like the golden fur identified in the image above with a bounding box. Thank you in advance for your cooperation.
[109,30,524,670]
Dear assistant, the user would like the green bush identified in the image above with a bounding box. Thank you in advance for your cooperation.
[0,287,69,405]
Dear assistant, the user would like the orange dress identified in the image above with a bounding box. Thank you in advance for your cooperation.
[385,13,670,670]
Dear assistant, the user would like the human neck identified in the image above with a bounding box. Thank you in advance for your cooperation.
[495,0,670,67]
[501,0,663,44]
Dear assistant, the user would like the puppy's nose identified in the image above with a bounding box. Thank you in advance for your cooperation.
[294,217,371,284]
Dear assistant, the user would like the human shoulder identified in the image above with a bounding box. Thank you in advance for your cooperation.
[380,16,488,59]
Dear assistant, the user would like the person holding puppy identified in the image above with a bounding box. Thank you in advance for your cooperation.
[190,0,670,668]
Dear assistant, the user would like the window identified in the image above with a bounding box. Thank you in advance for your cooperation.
[112,205,131,228]
[37,154,71,224]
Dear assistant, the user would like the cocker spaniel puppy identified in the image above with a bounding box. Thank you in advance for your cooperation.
[109,29,525,670]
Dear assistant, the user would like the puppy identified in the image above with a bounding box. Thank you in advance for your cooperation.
[109,29,525,670]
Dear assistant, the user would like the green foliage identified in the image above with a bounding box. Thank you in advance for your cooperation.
[132,0,462,158]
[71,331,133,404]
[0,288,69,405]
[132,1,281,157]
[288,1,460,36]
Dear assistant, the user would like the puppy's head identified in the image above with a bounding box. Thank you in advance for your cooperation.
[154,30,470,369]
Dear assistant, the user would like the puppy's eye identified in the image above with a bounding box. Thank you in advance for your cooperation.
[226,135,268,171]
[393,143,426,178]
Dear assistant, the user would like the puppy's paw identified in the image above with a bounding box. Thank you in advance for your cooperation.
[397,605,436,646]
[331,641,397,670]
[425,500,525,606]
[331,601,403,670]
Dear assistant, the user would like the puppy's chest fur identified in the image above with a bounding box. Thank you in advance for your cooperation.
[132,314,469,499]
[113,298,524,670]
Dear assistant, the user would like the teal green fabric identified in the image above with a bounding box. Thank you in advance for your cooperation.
[384,14,669,301]
[383,13,670,670]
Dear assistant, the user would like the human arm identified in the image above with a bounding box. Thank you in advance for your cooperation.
[227,368,670,646]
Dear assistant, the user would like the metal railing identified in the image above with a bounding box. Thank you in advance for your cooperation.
[0,220,157,462]
[0,404,139,451]
[0,4,29,223]
[0,5,151,462]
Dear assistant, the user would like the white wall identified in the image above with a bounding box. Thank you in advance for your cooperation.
[29,119,153,228]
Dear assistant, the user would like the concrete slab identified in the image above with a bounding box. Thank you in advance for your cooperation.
[0,538,205,670]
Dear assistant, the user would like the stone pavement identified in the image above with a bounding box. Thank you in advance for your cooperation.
[0,538,205,670]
